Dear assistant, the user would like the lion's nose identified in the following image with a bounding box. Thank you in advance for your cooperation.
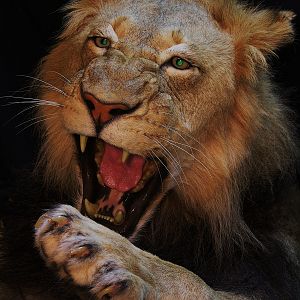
[83,93,132,126]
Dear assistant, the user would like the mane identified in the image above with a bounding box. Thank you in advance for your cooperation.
[155,75,297,257]
[155,1,297,255]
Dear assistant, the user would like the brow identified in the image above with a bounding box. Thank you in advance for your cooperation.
[89,24,119,43]
[158,43,190,64]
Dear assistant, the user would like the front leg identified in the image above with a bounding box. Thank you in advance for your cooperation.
[34,205,243,300]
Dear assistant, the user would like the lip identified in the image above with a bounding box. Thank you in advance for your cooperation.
[75,135,167,237]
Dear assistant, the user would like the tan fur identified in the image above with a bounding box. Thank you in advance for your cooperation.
[35,0,296,254]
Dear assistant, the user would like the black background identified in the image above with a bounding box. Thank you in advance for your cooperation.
[0,0,299,179]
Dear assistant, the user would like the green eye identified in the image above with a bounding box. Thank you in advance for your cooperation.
[171,57,190,70]
[94,37,111,48]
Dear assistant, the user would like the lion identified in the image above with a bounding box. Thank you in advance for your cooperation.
[1,0,299,299]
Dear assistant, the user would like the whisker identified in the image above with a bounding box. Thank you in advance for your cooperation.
[161,125,195,156]
[163,139,210,173]
[148,152,164,194]
[149,149,183,192]
[3,104,40,126]
[161,124,212,164]
[47,71,72,84]
[16,113,58,128]
[161,137,205,158]
[3,101,63,108]
[3,101,62,108]
[161,124,195,148]
[17,116,57,135]
[1,96,63,107]
[16,75,68,97]
[8,83,66,95]
[163,124,203,149]
[153,138,186,185]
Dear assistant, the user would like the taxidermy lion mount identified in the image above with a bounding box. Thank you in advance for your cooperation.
[1,0,299,299]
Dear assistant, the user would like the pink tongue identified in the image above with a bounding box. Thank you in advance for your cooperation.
[99,143,145,193]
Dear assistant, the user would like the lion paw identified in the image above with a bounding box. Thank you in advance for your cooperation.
[34,205,155,300]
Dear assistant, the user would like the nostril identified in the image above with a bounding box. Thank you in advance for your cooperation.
[110,104,140,117]
[110,108,127,116]
[84,98,95,112]
[110,108,129,116]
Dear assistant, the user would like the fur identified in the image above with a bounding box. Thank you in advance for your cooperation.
[1,0,299,299]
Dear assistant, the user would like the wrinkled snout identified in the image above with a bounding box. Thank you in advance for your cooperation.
[81,51,159,109]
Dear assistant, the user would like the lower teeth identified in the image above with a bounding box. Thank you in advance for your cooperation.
[85,198,126,226]
[93,210,125,226]
[94,214,114,223]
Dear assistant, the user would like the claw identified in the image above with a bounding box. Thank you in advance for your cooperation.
[35,214,51,230]
[35,214,69,231]
[70,246,91,258]
[51,215,69,227]
[98,286,115,299]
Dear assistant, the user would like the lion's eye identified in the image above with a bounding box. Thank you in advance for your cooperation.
[171,57,191,70]
[93,37,111,48]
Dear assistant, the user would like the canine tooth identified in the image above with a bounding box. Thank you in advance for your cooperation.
[131,179,145,193]
[80,135,88,153]
[122,150,130,163]
[85,199,98,217]
[132,161,157,192]
[114,210,125,225]
[97,174,104,186]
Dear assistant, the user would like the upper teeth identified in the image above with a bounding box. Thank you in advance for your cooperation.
[122,150,130,163]
[80,135,88,153]
[84,198,98,216]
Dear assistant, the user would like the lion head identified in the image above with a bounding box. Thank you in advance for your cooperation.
[35,0,296,251]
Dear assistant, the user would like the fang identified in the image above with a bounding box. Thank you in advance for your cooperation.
[84,198,98,217]
[80,135,88,153]
[114,210,125,225]
[122,150,130,163]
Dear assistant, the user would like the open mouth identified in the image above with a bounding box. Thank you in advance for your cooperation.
[75,135,167,237]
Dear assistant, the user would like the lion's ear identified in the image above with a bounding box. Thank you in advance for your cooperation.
[205,1,296,80]
[242,10,296,56]
[207,1,296,54]
[235,9,295,80]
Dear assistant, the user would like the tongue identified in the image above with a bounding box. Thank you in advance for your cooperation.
[99,143,145,193]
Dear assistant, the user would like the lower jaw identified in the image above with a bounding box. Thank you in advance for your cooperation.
[75,136,167,237]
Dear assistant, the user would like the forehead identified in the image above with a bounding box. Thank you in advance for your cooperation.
[93,0,223,49]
